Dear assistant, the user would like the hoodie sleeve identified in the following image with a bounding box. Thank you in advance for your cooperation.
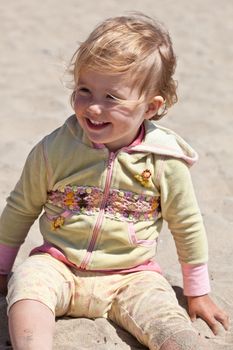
[0,140,48,274]
[159,157,210,295]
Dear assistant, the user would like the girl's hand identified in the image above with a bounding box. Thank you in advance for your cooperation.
[0,274,8,296]
[187,294,230,335]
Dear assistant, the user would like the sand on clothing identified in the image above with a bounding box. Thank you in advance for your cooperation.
[0,0,232,349]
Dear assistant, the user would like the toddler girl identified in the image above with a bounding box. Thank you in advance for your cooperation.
[0,12,229,350]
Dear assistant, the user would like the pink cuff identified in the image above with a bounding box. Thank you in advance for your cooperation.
[181,262,211,296]
[0,243,20,274]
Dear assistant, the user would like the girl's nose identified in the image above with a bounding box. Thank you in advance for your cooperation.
[87,102,102,116]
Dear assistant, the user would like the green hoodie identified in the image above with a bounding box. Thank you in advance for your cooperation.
[0,115,208,279]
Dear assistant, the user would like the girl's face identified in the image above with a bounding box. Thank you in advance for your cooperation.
[73,70,160,152]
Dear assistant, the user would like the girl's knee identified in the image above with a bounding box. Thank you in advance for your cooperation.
[6,256,72,316]
[8,300,55,350]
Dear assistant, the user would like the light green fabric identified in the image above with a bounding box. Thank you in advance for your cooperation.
[0,115,208,270]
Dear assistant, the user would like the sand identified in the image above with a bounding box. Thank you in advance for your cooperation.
[0,0,232,348]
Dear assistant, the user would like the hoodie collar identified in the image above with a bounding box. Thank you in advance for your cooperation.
[131,120,198,166]
[66,116,198,166]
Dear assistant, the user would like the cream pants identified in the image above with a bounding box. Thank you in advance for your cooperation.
[7,254,195,349]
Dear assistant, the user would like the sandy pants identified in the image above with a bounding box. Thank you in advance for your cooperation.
[7,254,195,349]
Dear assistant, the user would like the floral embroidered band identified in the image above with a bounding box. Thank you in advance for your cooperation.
[47,185,161,228]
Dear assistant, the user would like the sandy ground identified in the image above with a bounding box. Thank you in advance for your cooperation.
[0,0,233,349]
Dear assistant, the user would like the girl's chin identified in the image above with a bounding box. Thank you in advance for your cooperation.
[85,131,109,145]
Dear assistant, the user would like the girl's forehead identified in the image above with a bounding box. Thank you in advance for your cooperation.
[78,69,139,92]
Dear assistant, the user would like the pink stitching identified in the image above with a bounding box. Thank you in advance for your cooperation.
[128,222,157,247]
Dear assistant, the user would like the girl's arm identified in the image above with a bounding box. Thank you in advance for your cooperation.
[159,158,209,284]
[0,140,48,274]
[159,158,229,334]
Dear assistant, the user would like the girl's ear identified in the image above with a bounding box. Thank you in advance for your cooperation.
[144,96,165,119]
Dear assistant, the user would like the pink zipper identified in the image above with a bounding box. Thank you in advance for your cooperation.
[79,152,115,269]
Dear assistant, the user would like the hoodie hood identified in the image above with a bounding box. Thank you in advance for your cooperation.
[131,120,198,166]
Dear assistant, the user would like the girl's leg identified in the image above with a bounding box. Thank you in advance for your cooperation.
[7,255,74,350]
[108,271,211,350]
[8,300,55,350]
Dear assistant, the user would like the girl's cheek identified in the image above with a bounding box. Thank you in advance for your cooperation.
[73,97,84,113]
[75,95,91,109]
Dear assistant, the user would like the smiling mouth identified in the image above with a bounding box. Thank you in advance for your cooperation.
[86,118,110,128]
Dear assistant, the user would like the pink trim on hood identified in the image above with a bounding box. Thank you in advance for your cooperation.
[131,122,198,166]
[132,144,198,165]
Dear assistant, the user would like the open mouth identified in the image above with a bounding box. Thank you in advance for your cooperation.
[86,118,110,129]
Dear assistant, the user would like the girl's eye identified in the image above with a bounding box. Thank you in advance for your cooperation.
[78,87,91,95]
[106,94,119,101]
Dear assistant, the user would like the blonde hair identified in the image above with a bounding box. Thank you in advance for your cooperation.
[68,12,177,119]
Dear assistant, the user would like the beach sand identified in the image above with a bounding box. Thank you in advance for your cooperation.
[0,0,232,348]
